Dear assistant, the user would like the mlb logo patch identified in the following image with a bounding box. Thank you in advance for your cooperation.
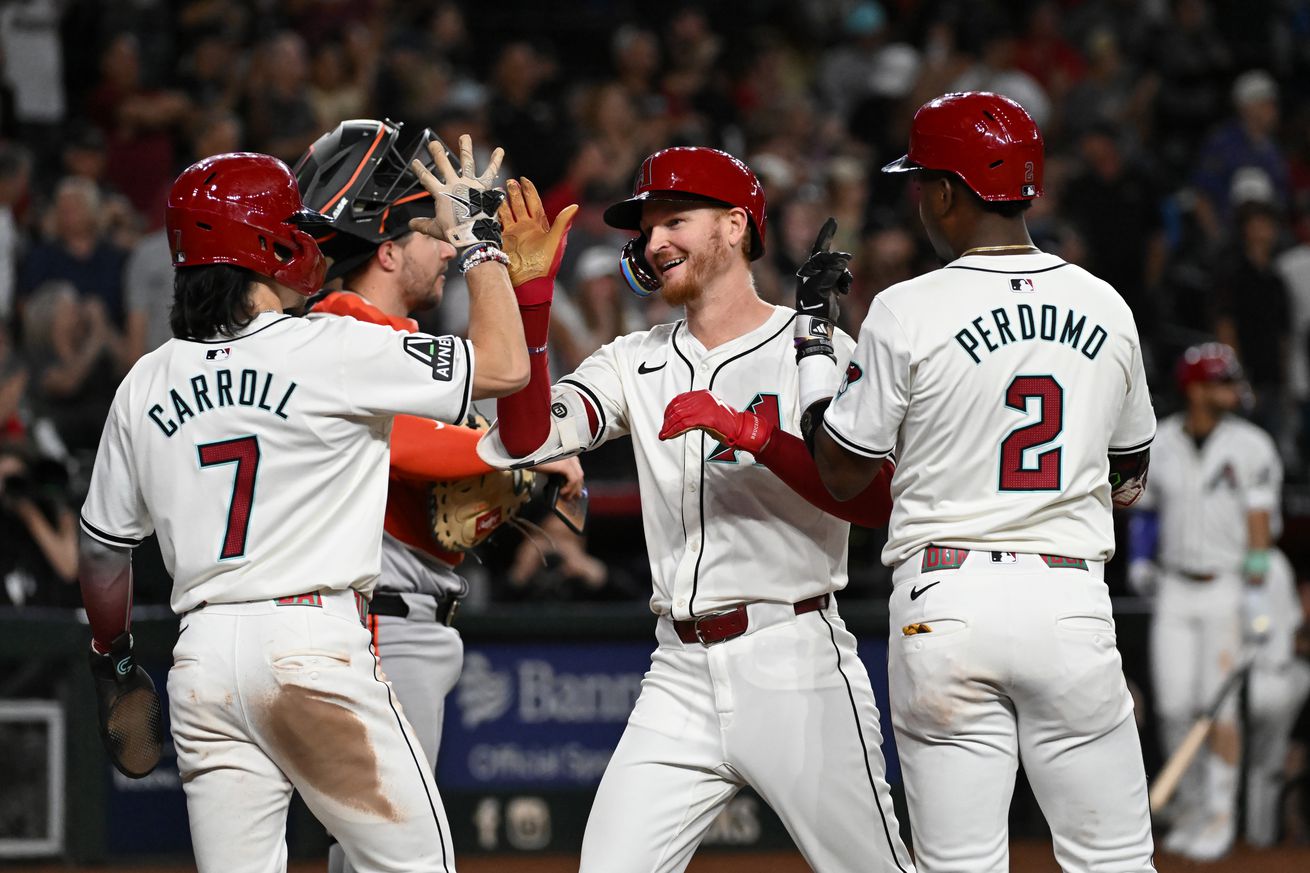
[990,551,1018,563]
[206,348,231,360]
[1009,278,1035,293]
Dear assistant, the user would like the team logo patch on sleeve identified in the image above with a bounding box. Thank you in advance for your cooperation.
[836,361,863,400]
[403,335,456,382]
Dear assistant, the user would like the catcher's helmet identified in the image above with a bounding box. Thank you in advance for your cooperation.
[882,91,1044,202]
[603,147,767,260]
[293,118,455,280]
[167,152,328,297]
[1176,342,1244,393]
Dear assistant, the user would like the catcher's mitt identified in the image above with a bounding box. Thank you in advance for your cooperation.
[430,413,535,551]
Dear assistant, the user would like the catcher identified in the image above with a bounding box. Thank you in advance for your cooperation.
[294,120,582,873]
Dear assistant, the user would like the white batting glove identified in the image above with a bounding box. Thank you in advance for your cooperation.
[409,134,507,252]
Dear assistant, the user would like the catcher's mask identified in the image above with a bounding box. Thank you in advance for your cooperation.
[294,118,456,281]
[606,147,767,297]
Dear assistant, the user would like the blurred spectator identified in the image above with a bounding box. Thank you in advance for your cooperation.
[0,443,77,605]
[1214,200,1292,440]
[1277,215,1310,466]
[611,25,663,111]
[1192,70,1290,239]
[186,107,243,164]
[175,32,243,112]
[123,190,171,363]
[20,280,124,455]
[0,317,26,444]
[1013,1,1086,105]
[1151,0,1234,183]
[244,31,318,164]
[1063,27,1154,144]
[551,246,633,373]
[0,0,64,172]
[86,32,190,217]
[819,2,919,121]
[20,176,128,323]
[1062,125,1166,331]
[949,17,1052,129]
[60,123,107,185]
[489,42,568,188]
[0,144,30,320]
[307,26,378,131]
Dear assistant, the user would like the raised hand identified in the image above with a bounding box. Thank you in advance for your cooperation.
[499,177,579,288]
[409,133,507,251]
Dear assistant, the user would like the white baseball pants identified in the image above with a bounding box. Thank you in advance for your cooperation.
[578,598,913,873]
[168,589,457,873]
[890,552,1155,873]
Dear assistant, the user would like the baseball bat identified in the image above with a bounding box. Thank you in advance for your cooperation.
[1148,646,1257,814]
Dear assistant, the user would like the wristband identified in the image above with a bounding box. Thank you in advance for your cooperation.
[460,244,511,274]
[797,352,840,416]
[1243,549,1270,581]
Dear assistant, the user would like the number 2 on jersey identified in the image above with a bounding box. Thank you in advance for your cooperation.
[198,436,260,559]
[999,376,1062,491]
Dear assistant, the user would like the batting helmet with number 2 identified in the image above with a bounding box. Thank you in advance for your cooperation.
[882,91,1044,202]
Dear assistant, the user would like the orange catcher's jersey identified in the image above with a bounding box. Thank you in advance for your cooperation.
[80,311,474,613]
[824,252,1156,565]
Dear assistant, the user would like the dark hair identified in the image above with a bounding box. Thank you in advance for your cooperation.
[170,264,260,340]
[921,169,1033,218]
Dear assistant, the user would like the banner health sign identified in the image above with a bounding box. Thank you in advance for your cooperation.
[437,638,899,790]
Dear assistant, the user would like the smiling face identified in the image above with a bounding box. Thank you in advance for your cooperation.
[640,201,748,306]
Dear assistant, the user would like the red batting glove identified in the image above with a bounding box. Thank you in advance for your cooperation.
[658,390,775,456]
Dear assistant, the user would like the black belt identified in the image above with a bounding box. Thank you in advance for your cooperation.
[369,591,460,626]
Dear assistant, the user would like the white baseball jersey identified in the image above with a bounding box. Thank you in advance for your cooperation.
[80,311,474,613]
[824,251,1156,565]
[482,305,855,619]
[1139,413,1282,575]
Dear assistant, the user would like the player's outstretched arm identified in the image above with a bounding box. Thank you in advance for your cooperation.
[78,529,134,654]
[408,134,528,399]
[813,426,886,502]
[660,391,892,527]
[494,176,578,457]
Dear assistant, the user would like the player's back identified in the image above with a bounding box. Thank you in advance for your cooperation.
[82,311,474,613]
[853,252,1154,563]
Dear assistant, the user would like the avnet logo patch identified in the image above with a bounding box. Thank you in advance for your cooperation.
[403,334,456,382]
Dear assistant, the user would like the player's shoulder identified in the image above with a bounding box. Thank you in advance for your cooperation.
[601,319,679,360]
[1219,416,1279,454]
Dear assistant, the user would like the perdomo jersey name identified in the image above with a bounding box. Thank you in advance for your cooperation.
[148,367,298,437]
[954,302,1108,365]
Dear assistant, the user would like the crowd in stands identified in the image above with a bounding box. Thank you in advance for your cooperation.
[2,0,1310,605]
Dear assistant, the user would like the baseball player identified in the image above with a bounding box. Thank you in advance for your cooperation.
[1128,342,1287,859]
[293,119,583,873]
[476,146,912,872]
[77,144,527,872]
[809,92,1158,873]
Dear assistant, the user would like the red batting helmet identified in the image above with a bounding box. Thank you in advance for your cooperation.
[167,152,328,296]
[604,147,767,259]
[882,91,1044,201]
[1176,343,1244,393]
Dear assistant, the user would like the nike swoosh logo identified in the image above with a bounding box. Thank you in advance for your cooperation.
[909,580,942,601]
[799,302,825,311]
[638,361,666,375]
[440,192,474,209]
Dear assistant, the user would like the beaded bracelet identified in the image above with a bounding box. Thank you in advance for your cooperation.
[459,244,510,274]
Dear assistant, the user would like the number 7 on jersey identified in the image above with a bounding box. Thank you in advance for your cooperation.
[198,435,261,559]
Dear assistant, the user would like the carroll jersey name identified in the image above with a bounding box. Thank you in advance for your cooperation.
[954,302,1108,365]
[148,367,298,437]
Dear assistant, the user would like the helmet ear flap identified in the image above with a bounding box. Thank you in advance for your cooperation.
[619,236,661,297]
